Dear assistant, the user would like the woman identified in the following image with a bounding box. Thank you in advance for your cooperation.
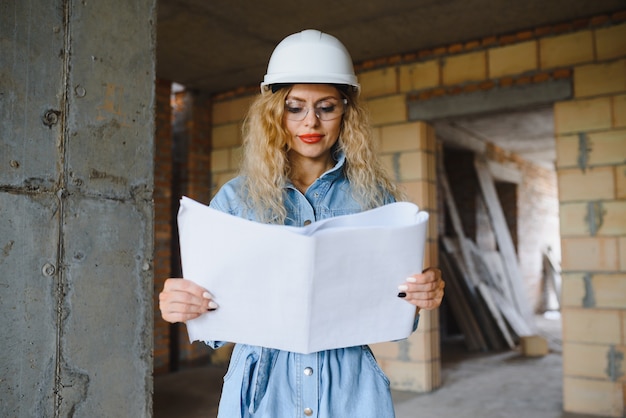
[159,29,445,418]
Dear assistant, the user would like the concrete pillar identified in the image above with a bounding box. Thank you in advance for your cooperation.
[1,0,155,416]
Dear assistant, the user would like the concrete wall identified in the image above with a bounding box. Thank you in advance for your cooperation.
[1,1,155,416]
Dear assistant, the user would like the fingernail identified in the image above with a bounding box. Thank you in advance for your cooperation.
[406,277,417,283]
[202,291,212,299]
[208,301,219,310]
[397,292,407,298]
[398,284,408,291]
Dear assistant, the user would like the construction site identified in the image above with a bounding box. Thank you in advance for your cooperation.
[2,1,626,417]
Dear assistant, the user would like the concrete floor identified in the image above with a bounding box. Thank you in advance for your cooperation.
[153,314,597,418]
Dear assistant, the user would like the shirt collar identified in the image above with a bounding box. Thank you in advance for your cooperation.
[285,150,346,190]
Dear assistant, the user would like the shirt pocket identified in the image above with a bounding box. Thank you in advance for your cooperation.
[361,345,391,387]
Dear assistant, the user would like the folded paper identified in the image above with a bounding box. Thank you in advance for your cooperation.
[178,196,429,354]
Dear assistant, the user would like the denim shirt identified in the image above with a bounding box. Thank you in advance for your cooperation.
[207,154,415,418]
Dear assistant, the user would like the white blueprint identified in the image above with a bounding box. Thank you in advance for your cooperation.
[177,196,429,354]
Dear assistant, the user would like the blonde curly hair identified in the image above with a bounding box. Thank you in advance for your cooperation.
[238,84,404,223]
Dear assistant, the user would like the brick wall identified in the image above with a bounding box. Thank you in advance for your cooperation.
[552,22,626,416]
[516,160,560,310]
[369,120,440,392]
[353,15,626,411]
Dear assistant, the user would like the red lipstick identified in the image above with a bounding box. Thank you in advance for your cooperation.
[298,133,324,144]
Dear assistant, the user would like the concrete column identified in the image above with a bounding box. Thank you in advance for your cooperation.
[1,0,155,416]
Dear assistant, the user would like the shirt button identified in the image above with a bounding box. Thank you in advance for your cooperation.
[313,192,319,198]
[303,220,312,226]
[304,407,313,416]
[304,367,313,376]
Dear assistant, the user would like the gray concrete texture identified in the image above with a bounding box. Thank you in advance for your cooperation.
[1,1,156,416]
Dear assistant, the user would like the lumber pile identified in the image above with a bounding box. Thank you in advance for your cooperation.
[439,155,537,351]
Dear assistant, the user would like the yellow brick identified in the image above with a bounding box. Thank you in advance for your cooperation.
[422,240,439,268]
[563,376,624,417]
[210,148,230,172]
[558,166,615,201]
[562,308,621,344]
[554,98,612,134]
[596,23,626,61]
[519,335,549,357]
[407,328,440,362]
[212,123,241,149]
[367,94,407,125]
[557,130,626,168]
[617,165,626,198]
[586,130,626,166]
[398,151,429,181]
[401,180,430,208]
[378,358,437,392]
[442,51,486,85]
[618,237,626,272]
[614,94,626,128]
[574,60,626,98]
[372,126,382,150]
[230,146,242,169]
[594,274,626,308]
[399,60,440,92]
[359,68,398,99]
[555,134,577,168]
[561,200,626,236]
[561,237,619,271]
[379,154,397,181]
[540,31,594,69]
[426,220,437,246]
[559,202,589,236]
[488,41,538,78]
[563,342,621,379]
[602,201,626,235]
[380,122,432,152]
[212,96,254,125]
[423,241,431,271]
[561,273,586,307]
[370,341,400,360]
[427,151,436,181]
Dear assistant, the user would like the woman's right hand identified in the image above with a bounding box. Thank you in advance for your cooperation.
[159,278,218,323]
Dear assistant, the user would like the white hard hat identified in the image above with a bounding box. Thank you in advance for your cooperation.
[261,29,360,93]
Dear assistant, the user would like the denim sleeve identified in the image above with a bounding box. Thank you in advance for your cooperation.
[205,340,229,349]
[412,312,420,332]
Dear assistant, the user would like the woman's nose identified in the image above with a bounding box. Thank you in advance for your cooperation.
[303,107,320,126]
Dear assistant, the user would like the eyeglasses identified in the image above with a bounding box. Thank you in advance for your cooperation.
[284,99,347,121]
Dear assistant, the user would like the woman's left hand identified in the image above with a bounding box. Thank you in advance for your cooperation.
[398,267,445,312]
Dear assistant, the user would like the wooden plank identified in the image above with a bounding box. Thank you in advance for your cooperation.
[470,245,516,311]
[466,242,530,339]
[477,282,516,348]
[543,248,562,306]
[440,248,488,351]
[487,160,522,184]
[442,238,506,351]
[491,291,533,337]
[474,156,535,329]
[438,160,480,291]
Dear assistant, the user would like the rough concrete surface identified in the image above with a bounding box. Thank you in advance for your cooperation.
[154,314,598,418]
